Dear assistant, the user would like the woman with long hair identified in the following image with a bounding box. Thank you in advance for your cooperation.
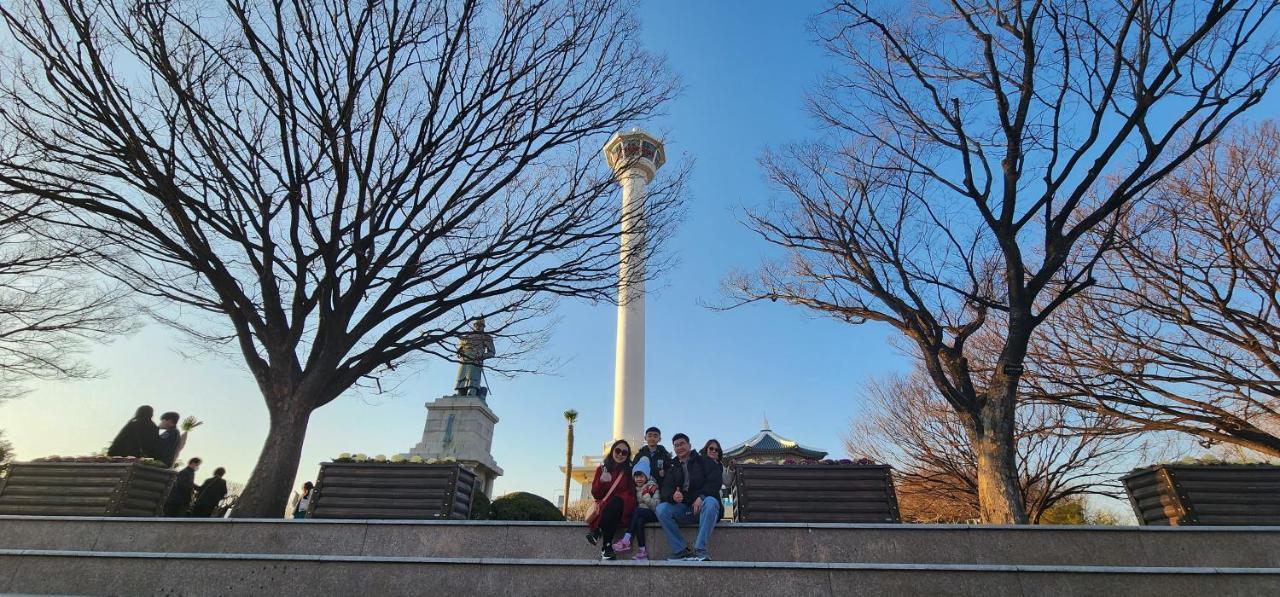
[702,439,731,519]
[107,405,159,458]
[586,439,637,560]
[291,481,314,519]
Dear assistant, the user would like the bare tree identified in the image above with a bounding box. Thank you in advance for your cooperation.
[728,1,1280,522]
[847,365,1149,523]
[0,196,132,401]
[1032,121,1280,457]
[0,429,14,478]
[0,0,682,516]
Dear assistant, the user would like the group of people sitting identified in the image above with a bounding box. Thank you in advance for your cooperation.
[108,405,228,517]
[107,405,183,467]
[586,427,731,562]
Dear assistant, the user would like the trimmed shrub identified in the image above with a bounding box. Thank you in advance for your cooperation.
[470,490,492,520]
[488,491,565,521]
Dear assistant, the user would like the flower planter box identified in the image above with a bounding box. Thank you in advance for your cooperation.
[1122,464,1280,526]
[0,461,176,517]
[311,462,476,519]
[731,463,900,523]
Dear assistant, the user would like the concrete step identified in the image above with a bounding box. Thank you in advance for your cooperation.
[2,516,1279,568]
[2,549,1277,597]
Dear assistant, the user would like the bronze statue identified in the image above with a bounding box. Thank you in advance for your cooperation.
[454,318,495,398]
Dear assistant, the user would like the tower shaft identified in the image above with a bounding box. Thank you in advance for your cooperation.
[603,128,665,452]
[613,168,647,447]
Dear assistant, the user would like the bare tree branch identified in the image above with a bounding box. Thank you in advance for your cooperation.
[1033,121,1280,458]
[729,0,1280,523]
[847,361,1155,523]
[0,0,684,516]
[0,194,133,401]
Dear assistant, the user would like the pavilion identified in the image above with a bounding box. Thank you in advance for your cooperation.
[722,418,828,466]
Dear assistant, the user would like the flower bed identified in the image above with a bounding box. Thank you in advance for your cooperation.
[1122,463,1280,525]
[311,459,476,519]
[730,462,900,523]
[0,459,176,516]
[330,452,455,465]
[30,455,168,467]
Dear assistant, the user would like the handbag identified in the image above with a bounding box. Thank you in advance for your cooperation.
[585,467,627,529]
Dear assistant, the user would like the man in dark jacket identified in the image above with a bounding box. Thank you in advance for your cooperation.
[107,406,159,458]
[165,457,201,516]
[656,433,722,561]
[155,412,182,467]
[190,467,228,517]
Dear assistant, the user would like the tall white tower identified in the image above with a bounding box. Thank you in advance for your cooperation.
[603,129,666,449]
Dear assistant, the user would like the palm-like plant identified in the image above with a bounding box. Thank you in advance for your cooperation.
[174,416,204,466]
[562,409,578,515]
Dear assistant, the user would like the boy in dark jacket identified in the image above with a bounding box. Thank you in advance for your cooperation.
[155,412,182,467]
[632,426,672,483]
[655,433,722,561]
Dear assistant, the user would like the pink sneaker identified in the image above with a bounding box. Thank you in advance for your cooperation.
[612,536,632,553]
[635,546,648,561]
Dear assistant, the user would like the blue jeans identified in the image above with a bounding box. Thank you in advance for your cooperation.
[656,498,720,557]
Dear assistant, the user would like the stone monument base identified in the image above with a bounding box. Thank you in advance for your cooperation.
[406,394,503,497]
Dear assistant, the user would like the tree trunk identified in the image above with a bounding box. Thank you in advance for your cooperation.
[966,391,1028,524]
[563,424,574,514]
[231,406,312,518]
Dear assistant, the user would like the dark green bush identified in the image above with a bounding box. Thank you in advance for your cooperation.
[487,491,565,521]
[470,490,492,520]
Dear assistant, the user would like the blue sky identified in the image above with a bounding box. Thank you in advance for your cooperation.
[1,2,911,501]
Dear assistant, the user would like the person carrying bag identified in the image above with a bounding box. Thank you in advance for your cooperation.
[585,439,637,560]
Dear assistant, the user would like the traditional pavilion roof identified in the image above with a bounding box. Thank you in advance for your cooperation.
[723,417,828,461]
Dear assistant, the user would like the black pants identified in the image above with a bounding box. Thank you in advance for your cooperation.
[599,497,625,546]
[627,507,659,547]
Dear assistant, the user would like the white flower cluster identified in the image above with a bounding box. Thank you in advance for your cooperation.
[333,452,458,465]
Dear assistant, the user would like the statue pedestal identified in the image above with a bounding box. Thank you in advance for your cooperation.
[405,395,503,497]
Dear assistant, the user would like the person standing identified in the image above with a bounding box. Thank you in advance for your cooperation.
[155,412,182,467]
[655,433,722,561]
[290,482,314,519]
[586,440,636,560]
[454,318,496,398]
[107,406,159,458]
[632,427,672,484]
[190,467,228,518]
[164,457,201,517]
